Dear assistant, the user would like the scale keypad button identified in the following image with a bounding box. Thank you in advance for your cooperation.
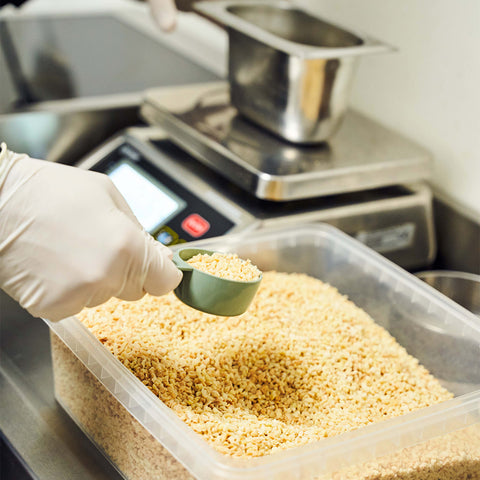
[156,226,178,245]
[181,214,210,238]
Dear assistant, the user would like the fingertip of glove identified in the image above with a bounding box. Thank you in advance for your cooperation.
[160,18,177,32]
[164,256,183,290]
[143,241,183,296]
[149,0,177,32]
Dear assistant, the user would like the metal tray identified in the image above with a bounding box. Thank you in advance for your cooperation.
[194,1,393,143]
[141,82,432,201]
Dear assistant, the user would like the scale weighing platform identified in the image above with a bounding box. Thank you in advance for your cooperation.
[77,82,436,270]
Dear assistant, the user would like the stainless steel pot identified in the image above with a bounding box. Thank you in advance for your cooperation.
[195,1,393,144]
[416,270,480,317]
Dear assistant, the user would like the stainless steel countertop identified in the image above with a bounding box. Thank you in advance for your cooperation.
[0,292,123,480]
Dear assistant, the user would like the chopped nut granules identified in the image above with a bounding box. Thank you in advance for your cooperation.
[78,271,453,458]
[186,252,261,282]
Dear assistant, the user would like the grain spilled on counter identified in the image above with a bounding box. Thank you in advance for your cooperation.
[78,271,453,458]
[187,252,261,282]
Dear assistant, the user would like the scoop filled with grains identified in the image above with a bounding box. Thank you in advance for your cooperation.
[187,252,262,282]
[172,248,262,316]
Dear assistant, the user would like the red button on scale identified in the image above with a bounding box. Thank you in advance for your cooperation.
[181,214,210,238]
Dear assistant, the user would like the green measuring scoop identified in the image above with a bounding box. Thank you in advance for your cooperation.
[172,248,262,316]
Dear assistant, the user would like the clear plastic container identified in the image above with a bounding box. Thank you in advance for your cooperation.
[48,224,480,480]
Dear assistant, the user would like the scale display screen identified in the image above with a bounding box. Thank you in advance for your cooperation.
[89,141,236,245]
[106,160,186,233]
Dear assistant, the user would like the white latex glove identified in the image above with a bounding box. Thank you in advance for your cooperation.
[0,144,182,321]
[147,0,217,32]
[148,0,178,31]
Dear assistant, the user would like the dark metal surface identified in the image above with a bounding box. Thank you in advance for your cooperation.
[416,270,480,316]
[0,14,218,112]
[0,106,141,165]
[0,20,38,108]
[0,12,219,165]
[432,199,480,275]
[1,436,35,480]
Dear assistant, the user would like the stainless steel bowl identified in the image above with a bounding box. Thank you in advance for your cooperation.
[416,270,480,316]
[195,1,393,144]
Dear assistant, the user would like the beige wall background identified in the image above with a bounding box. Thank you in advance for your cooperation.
[297,0,480,220]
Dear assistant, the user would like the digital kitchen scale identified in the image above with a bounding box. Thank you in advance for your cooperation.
[76,81,437,270]
[77,117,435,270]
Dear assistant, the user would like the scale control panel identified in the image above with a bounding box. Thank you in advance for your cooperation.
[77,130,257,245]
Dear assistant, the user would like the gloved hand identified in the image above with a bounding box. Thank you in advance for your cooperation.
[148,0,201,31]
[0,144,182,321]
